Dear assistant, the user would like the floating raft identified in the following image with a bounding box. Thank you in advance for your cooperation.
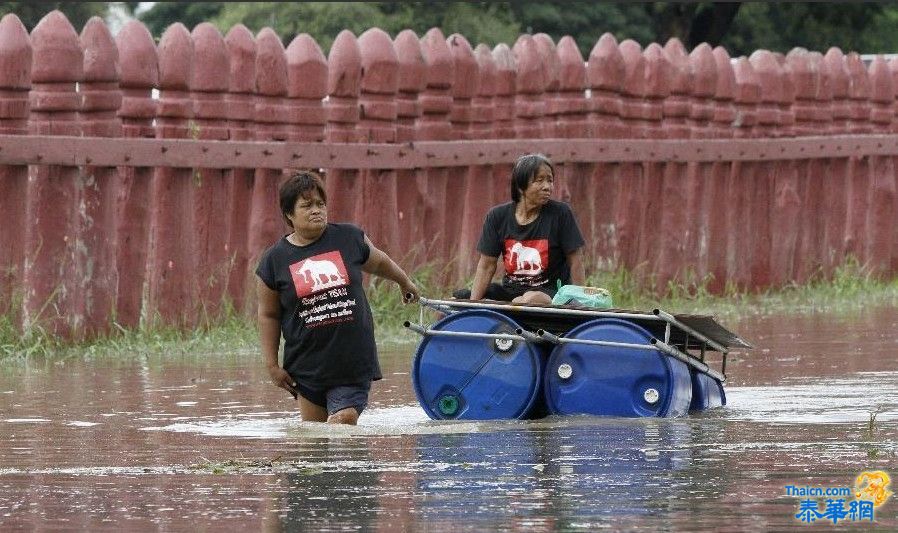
[405,298,753,421]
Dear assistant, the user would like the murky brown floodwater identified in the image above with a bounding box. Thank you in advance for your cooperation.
[1,307,897,531]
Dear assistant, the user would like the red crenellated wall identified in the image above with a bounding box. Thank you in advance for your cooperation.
[2,11,897,336]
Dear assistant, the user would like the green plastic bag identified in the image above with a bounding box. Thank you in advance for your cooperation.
[551,284,613,308]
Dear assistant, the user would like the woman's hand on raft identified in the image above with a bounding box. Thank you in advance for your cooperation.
[401,281,420,304]
[268,364,297,397]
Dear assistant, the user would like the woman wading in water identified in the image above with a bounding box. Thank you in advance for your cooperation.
[256,171,418,425]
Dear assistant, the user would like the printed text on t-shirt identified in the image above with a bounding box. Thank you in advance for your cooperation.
[290,251,356,328]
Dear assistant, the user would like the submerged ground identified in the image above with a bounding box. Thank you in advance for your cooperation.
[1,301,896,530]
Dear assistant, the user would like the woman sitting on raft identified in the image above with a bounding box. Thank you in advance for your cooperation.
[454,153,586,304]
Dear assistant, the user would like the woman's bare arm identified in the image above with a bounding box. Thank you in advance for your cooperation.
[470,254,499,300]
[257,279,296,396]
[361,236,419,302]
[567,248,585,286]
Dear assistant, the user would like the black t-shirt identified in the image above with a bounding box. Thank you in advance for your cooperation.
[477,200,585,291]
[255,223,380,388]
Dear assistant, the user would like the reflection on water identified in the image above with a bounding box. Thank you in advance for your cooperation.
[410,419,695,528]
[1,308,897,530]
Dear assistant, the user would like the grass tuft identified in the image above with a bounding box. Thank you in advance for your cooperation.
[4,257,898,362]
[0,302,257,364]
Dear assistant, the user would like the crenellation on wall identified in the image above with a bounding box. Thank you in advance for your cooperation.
[1,11,897,336]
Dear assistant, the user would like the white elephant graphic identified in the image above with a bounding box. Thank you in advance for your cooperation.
[510,242,543,274]
[296,257,346,291]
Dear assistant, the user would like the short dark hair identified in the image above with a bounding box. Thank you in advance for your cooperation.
[279,171,327,228]
[510,153,554,202]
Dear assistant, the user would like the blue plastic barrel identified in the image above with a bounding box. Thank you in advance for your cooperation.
[412,309,545,420]
[543,318,692,418]
[689,369,726,411]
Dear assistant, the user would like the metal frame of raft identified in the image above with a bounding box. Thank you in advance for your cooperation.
[405,297,749,383]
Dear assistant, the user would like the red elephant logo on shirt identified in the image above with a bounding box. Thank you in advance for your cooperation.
[504,239,548,277]
[290,251,348,297]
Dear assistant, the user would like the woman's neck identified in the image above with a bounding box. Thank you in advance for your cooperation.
[289,227,325,246]
[515,199,542,225]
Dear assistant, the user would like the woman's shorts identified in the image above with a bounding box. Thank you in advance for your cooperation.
[295,381,371,415]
